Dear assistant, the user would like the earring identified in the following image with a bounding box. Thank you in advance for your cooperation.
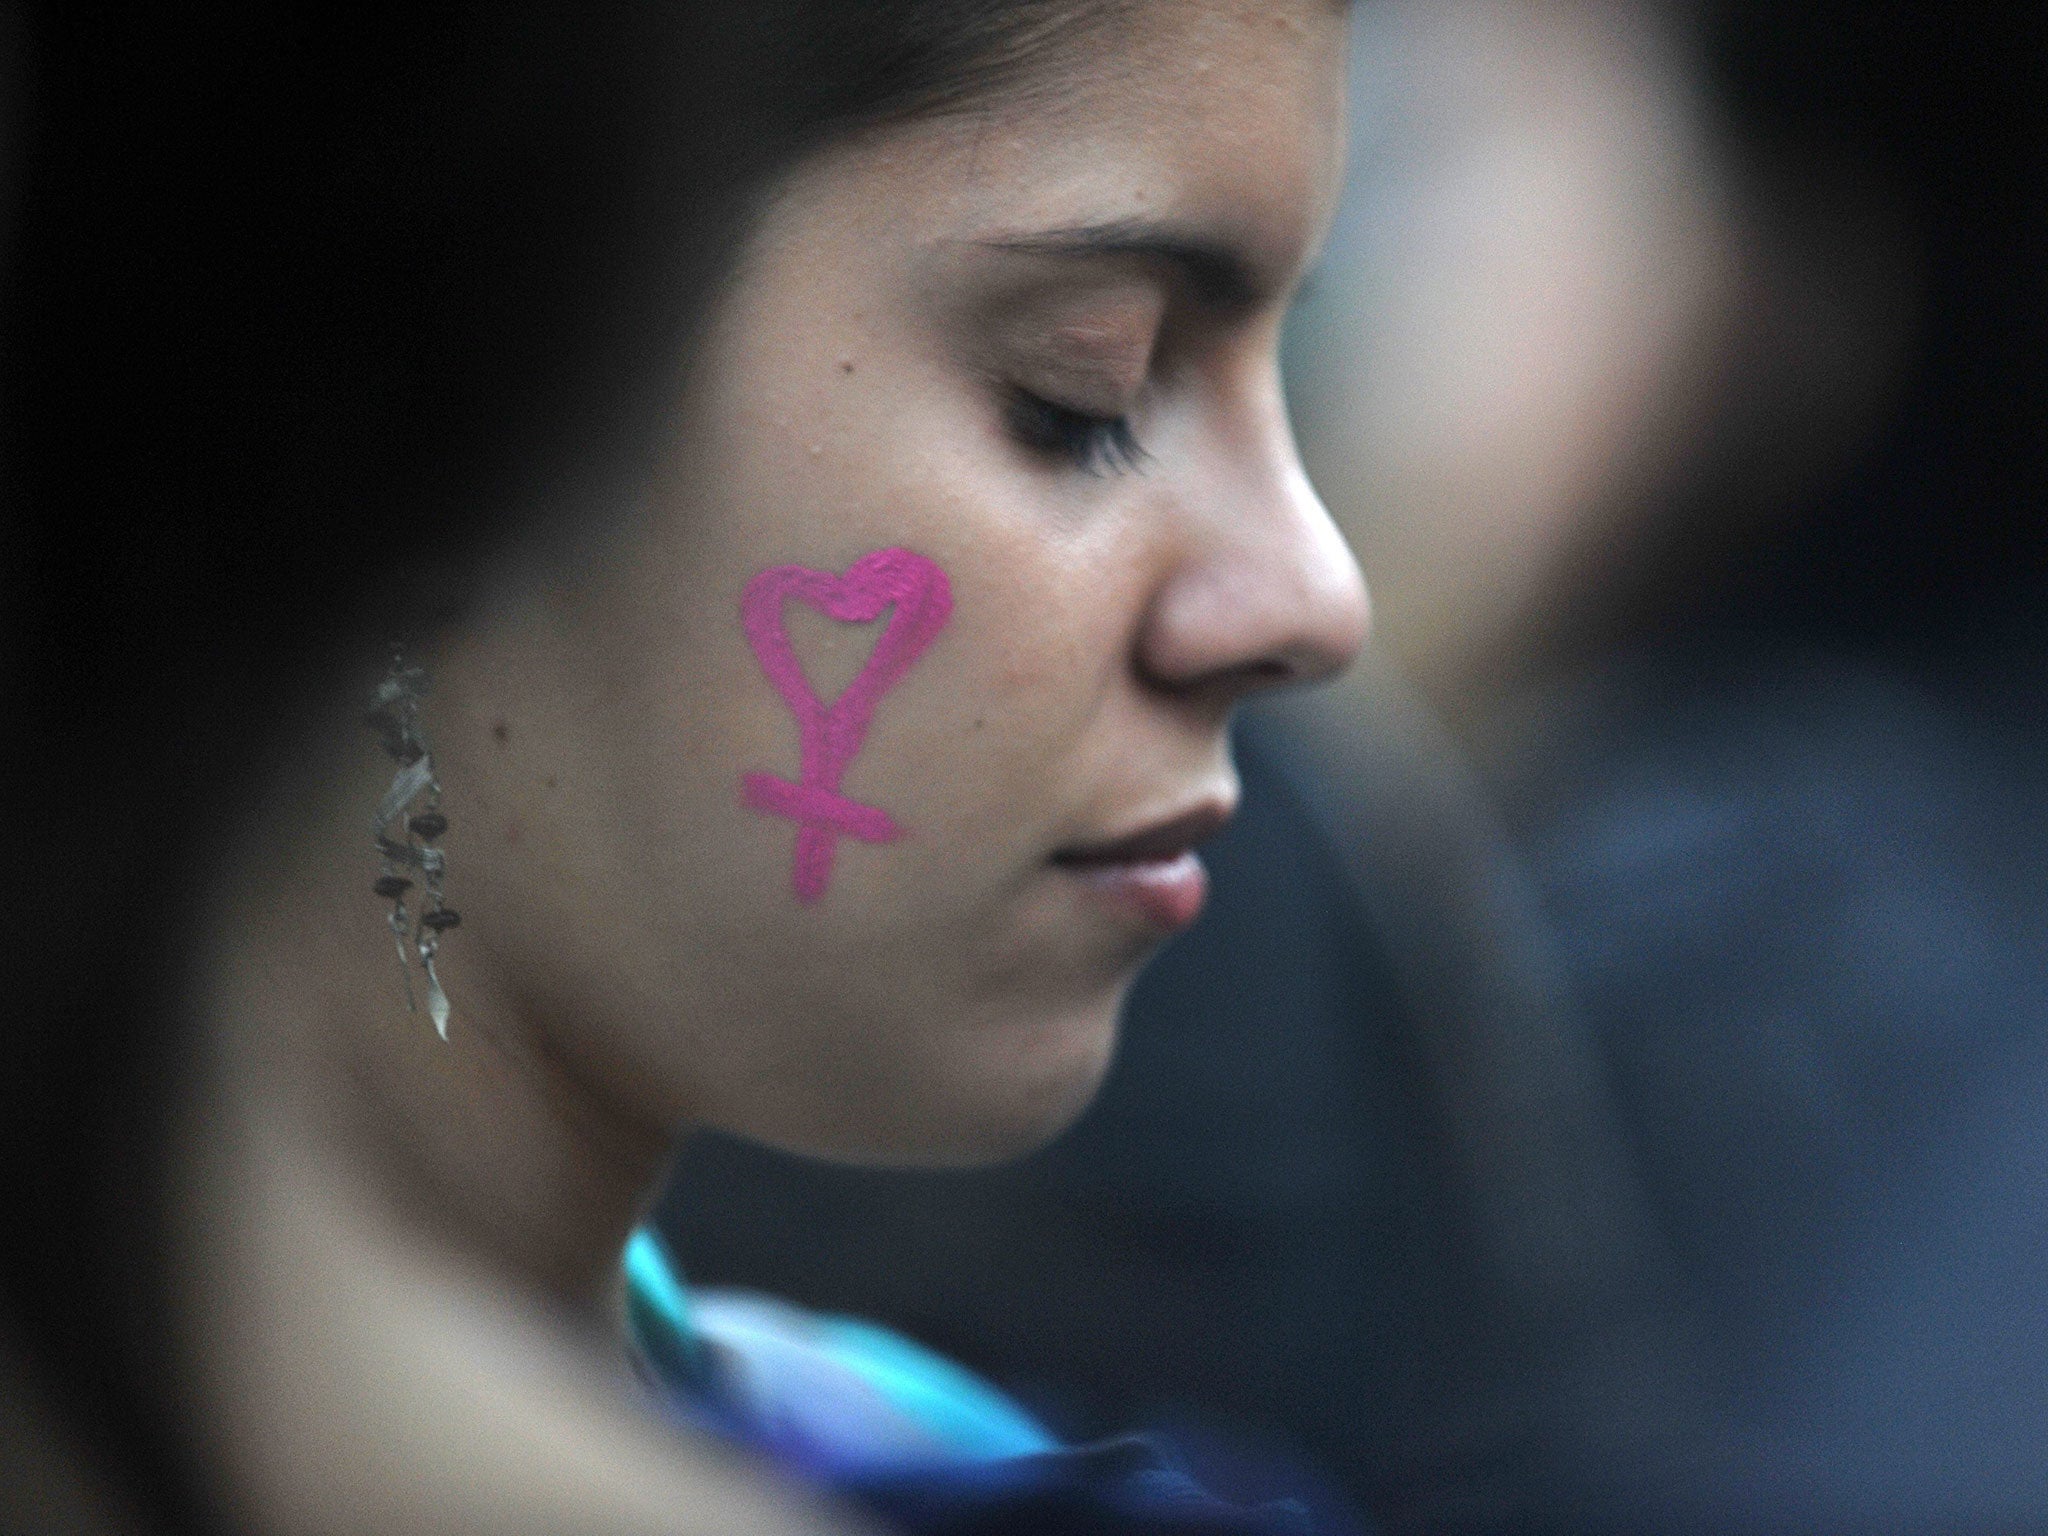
[365,648,460,1038]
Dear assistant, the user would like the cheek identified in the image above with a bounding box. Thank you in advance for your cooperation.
[687,380,1145,867]
[600,310,1158,982]
[544,450,1156,1156]
[865,528,1136,853]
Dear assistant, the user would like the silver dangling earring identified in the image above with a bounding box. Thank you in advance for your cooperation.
[365,647,460,1038]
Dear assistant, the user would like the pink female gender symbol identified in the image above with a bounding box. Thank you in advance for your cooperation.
[740,547,954,903]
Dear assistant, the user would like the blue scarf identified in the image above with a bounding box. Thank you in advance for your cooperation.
[623,1228,1358,1535]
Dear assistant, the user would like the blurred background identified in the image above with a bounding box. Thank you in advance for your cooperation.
[661,2,2048,1532]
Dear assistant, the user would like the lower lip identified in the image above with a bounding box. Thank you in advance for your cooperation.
[1061,850,1210,933]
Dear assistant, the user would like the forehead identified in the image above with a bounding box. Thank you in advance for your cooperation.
[772,0,1350,299]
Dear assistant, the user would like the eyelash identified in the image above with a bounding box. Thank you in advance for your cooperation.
[1004,389,1148,477]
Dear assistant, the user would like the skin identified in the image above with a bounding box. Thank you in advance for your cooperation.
[169,4,1363,1531]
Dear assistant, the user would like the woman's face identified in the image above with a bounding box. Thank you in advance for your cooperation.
[438,0,1365,1164]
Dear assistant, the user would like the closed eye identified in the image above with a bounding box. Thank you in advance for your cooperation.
[1004,388,1148,477]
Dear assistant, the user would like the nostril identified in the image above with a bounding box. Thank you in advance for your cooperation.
[1150,654,1297,706]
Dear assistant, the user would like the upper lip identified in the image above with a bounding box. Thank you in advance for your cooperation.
[1051,801,1234,867]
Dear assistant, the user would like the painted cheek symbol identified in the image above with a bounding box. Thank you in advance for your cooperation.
[740,547,954,903]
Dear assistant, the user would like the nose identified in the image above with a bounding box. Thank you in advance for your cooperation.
[1136,411,1370,705]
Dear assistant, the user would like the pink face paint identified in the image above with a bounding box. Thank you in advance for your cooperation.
[740,547,954,903]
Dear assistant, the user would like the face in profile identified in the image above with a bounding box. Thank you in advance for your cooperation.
[435,0,1367,1166]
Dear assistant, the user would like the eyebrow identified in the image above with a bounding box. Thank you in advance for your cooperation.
[973,219,1272,312]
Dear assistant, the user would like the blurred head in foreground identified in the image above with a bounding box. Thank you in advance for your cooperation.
[1289,0,2044,723]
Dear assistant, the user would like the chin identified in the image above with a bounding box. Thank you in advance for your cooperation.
[765,983,1127,1171]
[929,1018,1118,1166]
[944,979,1133,1164]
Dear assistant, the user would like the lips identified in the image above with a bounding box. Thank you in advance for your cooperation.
[1051,803,1231,933]
[1052,804,1232,868]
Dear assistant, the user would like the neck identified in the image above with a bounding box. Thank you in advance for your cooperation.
[157,679,857,1536]
[188,704,677,1323]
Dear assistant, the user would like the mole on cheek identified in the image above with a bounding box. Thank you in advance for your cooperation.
[492,720,511,745]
